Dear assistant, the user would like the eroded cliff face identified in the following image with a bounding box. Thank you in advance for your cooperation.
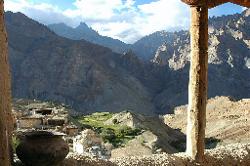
[142,10,250,113]
[151,9,250,71]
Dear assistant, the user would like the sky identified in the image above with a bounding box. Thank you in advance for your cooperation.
[4,0,246,44]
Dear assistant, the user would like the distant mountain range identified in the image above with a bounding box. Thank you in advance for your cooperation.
[48,23,130,54]
[6,9,250,115]
[48,10,250,70]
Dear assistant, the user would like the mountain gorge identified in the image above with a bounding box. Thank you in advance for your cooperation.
[6,9,250,115]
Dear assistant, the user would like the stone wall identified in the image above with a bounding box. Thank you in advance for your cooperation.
[61,143,250,166]
[18,118,42,128]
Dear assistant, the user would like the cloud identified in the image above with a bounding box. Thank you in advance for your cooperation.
[4,0,190,43]
[4,0,29,12]
[64,0,190,43]
[136,0,189,35]
[64,0,124,20]
[4,0,77,25]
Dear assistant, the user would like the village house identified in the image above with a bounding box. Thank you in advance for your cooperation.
[17,116,43,129]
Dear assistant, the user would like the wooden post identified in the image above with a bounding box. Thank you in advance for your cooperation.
[186,5,208,162]
[181,0,250,162]
[0,0,11,165]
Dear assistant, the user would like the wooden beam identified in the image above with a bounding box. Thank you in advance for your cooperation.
[182,0,250,8]
[229,0,250,7]
[0,0,11,165]
[207,0,227,8]
[186,5,208,162]
[181,0,206,6]
[208,0,250,8]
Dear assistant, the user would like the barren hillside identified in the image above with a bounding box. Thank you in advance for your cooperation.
[164,96,250,146]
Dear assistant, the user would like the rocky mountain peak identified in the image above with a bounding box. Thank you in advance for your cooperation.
[76,22,97,34]
[78,22,89,28]
[48,21,129,54]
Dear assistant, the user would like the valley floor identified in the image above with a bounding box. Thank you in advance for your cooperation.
[59,96,250,166]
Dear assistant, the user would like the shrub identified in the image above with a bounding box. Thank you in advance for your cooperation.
[12,136,20,153]
[100,128,116,142]
[119,126,141,136]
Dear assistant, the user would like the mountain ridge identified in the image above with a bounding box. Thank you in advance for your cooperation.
[6,11,156,115]
[48,8,250,67]
[48,22,130,54]
[133,9,250,67]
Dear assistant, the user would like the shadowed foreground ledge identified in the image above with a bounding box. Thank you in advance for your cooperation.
[60,143,250,166]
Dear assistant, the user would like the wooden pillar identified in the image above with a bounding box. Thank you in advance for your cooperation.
[186,5,208,162]
[0,0,11,165]
[182,0,250,162]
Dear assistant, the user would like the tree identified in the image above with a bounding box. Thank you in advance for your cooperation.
[0,0,12,165]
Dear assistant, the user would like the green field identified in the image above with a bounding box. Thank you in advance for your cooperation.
[72,112,141,147]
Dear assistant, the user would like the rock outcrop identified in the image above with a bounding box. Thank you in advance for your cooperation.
[133,9,250,70]
[105,111,185,156]
[149,12,250,71]
[152,43,189,70]
[73,129,110,159]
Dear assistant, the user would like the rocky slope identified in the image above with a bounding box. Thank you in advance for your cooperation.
[106,111,185,157]
[164,96,250,146]
[6,12,156,115]
[112,96,250,158]
[143,9,250,112]
[133,9,250,68]
[48,22,130,54]
[70,110,184,157]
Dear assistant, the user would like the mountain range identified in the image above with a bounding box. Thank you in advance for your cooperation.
[48,23,130,54]
[6,9,250,115]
